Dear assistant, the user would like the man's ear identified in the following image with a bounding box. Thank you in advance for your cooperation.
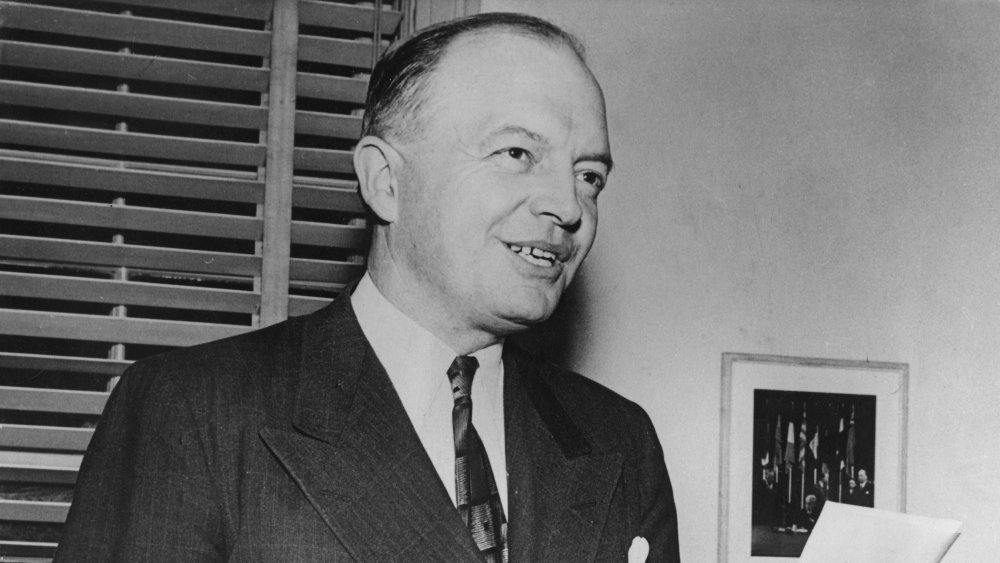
[354,135,403,223]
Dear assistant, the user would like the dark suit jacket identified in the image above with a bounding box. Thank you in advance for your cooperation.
[57,295,680,561]
[854,482,874,508]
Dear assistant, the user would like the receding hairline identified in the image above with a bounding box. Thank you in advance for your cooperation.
[389,29,599,142]
[362,14,592,140]
[451,21,586,59]
[406,13,589,65]
[440,25,588,66]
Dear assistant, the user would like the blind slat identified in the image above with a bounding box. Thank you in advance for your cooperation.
[0,499,71,524]
[0,41,269,92]
[297,72,367,103]
[0,352,130,377]
[0,465,78,485]
[299,1,403,33]
[294,110,362,138]
[292,147,355,174]
[289,258,364,284]
[0,156,264,204]
[119,0,404,32]
[0,387,108,416]
[0,148,260,181]
[0,196,262,240]
[0,235,260,277]
[0,425,94,452]
[119,0,272,20]
[0,309,251,347]
[290,221,367,249]
[3,2,270,56]
[0,540,58,559]
[298,35,378,69]
[0,80,267,129]
[293,183,365,213]
[0,120,266,167]
[0,272,260,314]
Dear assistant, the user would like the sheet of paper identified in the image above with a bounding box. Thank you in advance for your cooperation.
[799,501,962,563]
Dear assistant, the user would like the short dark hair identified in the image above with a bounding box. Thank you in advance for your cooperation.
[361,12,586,139]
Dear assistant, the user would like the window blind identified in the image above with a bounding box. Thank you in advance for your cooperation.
[0,1,401,558]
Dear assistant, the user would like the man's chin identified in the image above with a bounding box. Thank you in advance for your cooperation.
[494,304,559,334]
[474,283,565,333]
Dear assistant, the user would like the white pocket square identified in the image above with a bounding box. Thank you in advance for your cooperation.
[628,536,649,563]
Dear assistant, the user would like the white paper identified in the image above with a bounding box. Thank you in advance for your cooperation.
[799,501,962,563]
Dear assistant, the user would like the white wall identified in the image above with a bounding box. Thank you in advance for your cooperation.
[487,1,1000,561]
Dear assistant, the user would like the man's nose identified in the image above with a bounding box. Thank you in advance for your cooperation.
[529,168,583,230]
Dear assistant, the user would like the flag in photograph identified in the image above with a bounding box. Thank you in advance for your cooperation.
[785,420,796,470]
[798,407,808,470]
[774,414,783,473]
[845,406,856,473]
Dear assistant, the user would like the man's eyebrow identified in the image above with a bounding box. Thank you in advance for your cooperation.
[578,151,614,174]
[484,125,549,145]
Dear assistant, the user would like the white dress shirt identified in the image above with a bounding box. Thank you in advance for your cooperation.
[351,273,508,513]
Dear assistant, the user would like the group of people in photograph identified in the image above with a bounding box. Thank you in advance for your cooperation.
[754,464,875,534]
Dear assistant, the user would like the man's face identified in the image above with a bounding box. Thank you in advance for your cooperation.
[858,470,868,484]
[383,32,610,338]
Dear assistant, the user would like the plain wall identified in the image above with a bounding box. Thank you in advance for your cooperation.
[486,1,1000,561]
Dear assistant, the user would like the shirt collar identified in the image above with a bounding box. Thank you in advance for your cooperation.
[351,273,503,412]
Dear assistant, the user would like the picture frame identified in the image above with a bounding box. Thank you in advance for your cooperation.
[718,353,908,562]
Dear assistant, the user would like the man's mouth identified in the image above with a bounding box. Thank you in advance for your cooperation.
[507,244,558,267]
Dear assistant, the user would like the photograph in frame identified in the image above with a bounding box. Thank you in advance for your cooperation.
[718,353,908,562]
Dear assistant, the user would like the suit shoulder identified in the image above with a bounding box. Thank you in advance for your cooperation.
[147,308,311,363]
[113,304,334,409]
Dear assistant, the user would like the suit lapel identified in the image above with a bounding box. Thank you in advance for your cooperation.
[259,297,482,561]
[504,350,624,562]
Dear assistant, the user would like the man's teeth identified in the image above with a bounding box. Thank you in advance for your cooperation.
[509,244,556,266]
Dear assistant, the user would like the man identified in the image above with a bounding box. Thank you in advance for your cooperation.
[813,473,829,517]
[752,467,779,527]
[845,477,858,504]
[855,468,874,507]
[792,495,819,532]
[56,12,680,562]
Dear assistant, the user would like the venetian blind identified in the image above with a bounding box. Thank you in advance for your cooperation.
[0,1,401,558]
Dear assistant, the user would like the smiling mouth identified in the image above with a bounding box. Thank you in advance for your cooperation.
[507,244,558,267]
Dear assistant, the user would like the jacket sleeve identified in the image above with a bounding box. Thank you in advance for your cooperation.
[55,360,226,562]
[631,407,681,562]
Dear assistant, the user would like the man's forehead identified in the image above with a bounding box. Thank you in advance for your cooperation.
[420,31,607,139]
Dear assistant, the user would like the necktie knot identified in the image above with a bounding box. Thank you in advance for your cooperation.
[447,355,479,400]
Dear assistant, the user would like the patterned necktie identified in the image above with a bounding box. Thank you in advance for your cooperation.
[447,355,508,562]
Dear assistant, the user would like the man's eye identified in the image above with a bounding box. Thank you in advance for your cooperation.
[492,147,534,171]
[504,147,530,161]
[578,170,606,190]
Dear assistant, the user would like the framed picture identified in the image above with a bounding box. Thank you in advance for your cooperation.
[718,353,908,562]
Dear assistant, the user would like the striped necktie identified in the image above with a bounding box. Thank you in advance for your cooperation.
[447,355,508,562]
